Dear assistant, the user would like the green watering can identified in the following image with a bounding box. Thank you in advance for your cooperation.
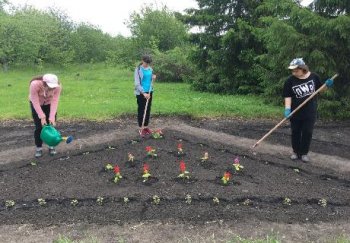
[40,125,73,147]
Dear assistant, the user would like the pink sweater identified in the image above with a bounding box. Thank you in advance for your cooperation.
[29,80,62,121]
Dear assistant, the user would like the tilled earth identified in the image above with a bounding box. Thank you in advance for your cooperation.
[0,117,349,242]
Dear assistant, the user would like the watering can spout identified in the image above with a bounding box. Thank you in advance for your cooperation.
[40,125,73,147]
[63,136,74,144]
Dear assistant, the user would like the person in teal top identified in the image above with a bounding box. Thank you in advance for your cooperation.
[134,55,156,137]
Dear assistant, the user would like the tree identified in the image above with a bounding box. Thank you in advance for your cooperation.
[184,0,264,94]
[309,0,350,16]
[127,6,188,54]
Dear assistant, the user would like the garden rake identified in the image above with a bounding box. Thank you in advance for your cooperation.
[140,81,154,137]
[252,74,338,149]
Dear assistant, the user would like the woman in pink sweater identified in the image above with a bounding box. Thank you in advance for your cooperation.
[29,74,62,158]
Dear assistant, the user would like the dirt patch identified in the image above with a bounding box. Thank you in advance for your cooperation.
[0,117,349,241]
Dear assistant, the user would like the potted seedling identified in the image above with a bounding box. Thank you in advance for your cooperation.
[151,129,164,139]
[145,146,158,158]
[113,165,123,183]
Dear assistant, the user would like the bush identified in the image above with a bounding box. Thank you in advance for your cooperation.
[152,47,196,82]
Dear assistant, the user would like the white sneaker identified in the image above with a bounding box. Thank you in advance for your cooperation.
[301,155,310,162]
[290,153,298,160]
[35,148,43,158]
[49,146,57,156]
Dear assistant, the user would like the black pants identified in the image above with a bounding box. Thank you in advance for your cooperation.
[290,118,315,156]
[30,102,55,147]
[136,93,153,127]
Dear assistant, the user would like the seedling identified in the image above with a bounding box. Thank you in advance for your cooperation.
[185,194,192,204]
[221,171,231,185]
[113,165,123,183]
[293,168,300,173]
[37,198,47,206]
[201,152,209,162]
[123,197,129,204]
[243,199,252,206]
[105,163,113,171]
[178,160,190,179]
[318,198,327,207]
[142,164,152,182]
[233,157,244,172]
[128,153,135,162]
[283,197,292,206]
[97,196,104,205]
[213,197,220,205]
[71,199,79,206]
[151,129,164,139]
[5,200,15,208]
[177,143,184,155]
[30,161,37,166]
[153,195,160,205]
[145,146,158,158]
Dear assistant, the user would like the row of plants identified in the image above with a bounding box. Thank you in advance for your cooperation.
[2,197,329,209]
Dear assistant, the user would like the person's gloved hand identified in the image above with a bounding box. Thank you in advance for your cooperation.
[325,79,333,87]
[284,108,291,118]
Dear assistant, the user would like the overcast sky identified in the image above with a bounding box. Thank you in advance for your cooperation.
[9,0,313,37]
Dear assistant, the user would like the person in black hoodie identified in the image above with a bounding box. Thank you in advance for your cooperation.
[282,58,333,162]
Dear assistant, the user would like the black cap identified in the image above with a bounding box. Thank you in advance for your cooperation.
[142,54,152,64]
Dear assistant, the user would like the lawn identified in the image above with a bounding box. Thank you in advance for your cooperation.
[0,64,281,120]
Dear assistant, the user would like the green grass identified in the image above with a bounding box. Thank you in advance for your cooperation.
[0,64,281,120]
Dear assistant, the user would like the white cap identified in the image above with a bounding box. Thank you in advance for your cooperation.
[288,58,306,69]
[43,74,59,88]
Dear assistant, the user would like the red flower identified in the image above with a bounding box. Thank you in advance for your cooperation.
[143,163,149,173]
[146,146,152,152]
[179,160,186,173]
[114,165,120,174]
[177,144,182,149]
[224,171,231,180]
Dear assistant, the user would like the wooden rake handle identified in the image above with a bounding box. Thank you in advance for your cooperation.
[141,81,154,129]
[252,74,338,148]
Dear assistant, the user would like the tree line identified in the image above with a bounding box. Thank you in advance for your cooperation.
[1,0,349,118]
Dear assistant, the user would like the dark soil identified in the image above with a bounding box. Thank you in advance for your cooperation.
[1,118,350,226]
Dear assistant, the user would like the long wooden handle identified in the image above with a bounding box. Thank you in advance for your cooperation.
[252,74,338,148]
[141,81,153,129]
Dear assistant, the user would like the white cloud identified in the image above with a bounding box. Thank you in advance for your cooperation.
[9,0,198,36]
